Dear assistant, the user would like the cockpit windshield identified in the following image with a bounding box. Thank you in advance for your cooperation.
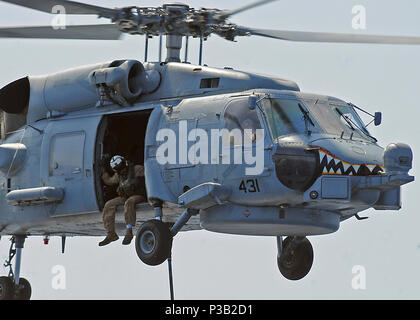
[260,97,374,142]
[304,99,374,142]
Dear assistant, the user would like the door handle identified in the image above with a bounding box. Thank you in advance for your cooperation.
[72,168,81,174]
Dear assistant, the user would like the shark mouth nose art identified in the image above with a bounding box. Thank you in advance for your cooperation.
[318,149,383,176]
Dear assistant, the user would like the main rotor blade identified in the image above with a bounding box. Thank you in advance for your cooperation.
[239,27,420,45]
[1,0,118,18]
[0,24,121,40]
[220,0,278,19]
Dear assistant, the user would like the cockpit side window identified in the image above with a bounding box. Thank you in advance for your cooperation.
[223,98,262,146]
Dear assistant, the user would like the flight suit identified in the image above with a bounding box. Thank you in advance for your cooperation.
[102,164,145,235]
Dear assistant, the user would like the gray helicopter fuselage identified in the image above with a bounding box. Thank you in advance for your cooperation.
[0,61,413,237]
[0,0,419,299]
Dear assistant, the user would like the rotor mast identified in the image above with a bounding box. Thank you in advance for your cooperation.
[163,4,189,63]
[165,34,183,63]
[141,3,190,64]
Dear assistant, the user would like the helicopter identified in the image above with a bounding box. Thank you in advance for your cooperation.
[0,0,417,300]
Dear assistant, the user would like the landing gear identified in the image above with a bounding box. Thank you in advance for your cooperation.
[276,236,313,281]
[0,276,32,300]
[15,278,31,300]
[134,204,199,300]
[135,219,173,266]
[135,206,198,266]
[0,276,14,300]
[1,236,32,300]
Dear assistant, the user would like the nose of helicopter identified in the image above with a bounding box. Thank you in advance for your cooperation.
[383,142,413,174]
[271,136,405,192]
[308,136,385,175]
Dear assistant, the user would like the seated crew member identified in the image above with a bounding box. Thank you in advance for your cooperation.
[99,155,146,246]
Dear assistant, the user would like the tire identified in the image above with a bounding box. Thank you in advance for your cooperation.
[0,276,15,300]
[277,237,313,281]
[135,219,173,266]
[16,278,31,300]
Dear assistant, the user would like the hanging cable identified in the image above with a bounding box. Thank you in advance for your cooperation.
[167,253,174,300]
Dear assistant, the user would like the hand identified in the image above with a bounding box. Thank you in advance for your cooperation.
[101,155,113,175]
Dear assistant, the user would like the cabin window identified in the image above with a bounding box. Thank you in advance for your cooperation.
[49,132,85,176]
[223,99,262,146]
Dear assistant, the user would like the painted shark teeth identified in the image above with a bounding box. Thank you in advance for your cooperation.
[318,150,383,176]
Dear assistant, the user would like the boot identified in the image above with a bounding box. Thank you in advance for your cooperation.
[99,232,119,246]
[122,228,133,245]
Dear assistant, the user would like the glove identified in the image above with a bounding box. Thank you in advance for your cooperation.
[101,155,113,176]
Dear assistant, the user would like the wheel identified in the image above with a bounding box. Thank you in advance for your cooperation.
[135,219,173,266]
[15,278,31,300]
[0,276,14,300]
[277,237,313,281]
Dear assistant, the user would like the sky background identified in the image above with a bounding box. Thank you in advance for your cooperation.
[0,0,420,299]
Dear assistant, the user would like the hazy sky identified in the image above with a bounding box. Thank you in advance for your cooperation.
[0,0,420,300]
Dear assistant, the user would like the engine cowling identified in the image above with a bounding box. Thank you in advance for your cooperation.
[0,59,160,122]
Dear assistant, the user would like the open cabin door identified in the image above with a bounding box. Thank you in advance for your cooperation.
[40,116,101,216]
